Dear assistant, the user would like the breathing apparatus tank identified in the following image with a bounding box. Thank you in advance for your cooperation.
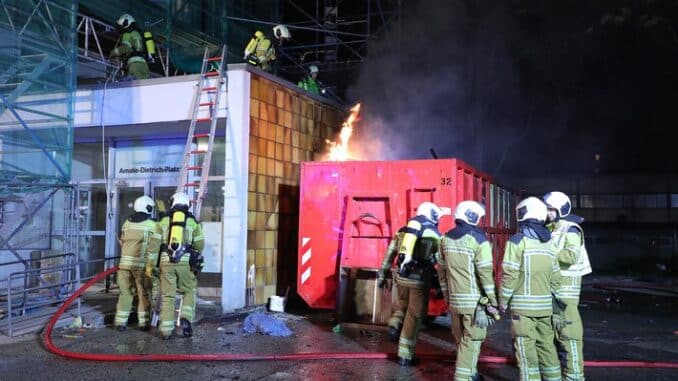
[167,209,188,263]
[144,31,156,60]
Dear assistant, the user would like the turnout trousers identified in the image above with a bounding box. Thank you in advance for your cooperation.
[556,302,585,380]
[115,268,151,327]
[452,313,487,380]
[511,314,561,381]
[158,262,197,337]
[397,285,429,360]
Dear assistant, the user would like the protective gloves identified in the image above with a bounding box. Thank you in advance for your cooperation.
[552,313,571,331]
[474,304,493,329]
[499,304,508,314]
[551,295,571,331]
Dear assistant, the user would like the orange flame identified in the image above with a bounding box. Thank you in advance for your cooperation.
[326,103,361,161]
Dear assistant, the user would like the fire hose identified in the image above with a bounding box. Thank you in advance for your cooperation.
[44,266,678,368]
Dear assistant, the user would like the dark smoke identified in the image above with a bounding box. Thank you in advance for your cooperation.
[347,0,678,185]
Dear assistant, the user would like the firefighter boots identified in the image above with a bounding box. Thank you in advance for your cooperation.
[180,318,193,337]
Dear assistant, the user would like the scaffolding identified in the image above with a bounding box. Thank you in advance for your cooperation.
[0,0,77,190]
[232,0,401,98]
[75,0,279,77]
[0,0,398,335]
[74,1,400,95]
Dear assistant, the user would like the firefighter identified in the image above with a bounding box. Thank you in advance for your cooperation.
[499,197,563,381]
[110,14,151,80]
[544,191,591,381]
[436,200,498,381]
[377,226,407,342]
[147,199,168,318]
[115,195,161,331]
[395,201,449,366]
[158,192,204,340]
[244,24,290,72]
[298,65,322,95]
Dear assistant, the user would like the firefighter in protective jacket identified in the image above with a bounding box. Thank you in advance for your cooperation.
[244,24,290,72]
[110,14,151,79]
[115,195,161,331]
[394,201,449,366]
[298,65,321,95]
[436,200,498,381]
[158,192,204,340]
[544,191,590,381]
[500,197,563,381]
[377,227,407,342]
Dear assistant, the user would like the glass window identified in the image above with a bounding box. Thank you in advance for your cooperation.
[199,180,225,222]
[579,195,594,208]
[671,194,678,208]
[595,194,622,209]
[634,194,666,208]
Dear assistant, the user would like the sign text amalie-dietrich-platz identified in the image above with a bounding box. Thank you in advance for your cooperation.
[118,166,181,175]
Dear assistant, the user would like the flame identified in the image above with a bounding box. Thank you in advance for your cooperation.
[326,103,361,161]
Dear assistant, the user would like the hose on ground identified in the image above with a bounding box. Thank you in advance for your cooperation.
[43,266,678,368]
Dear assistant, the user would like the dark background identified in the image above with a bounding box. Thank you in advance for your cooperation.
[285,0,678,183]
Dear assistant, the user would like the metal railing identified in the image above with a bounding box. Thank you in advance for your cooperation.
[1,255,118,337]
[76,13,171,78]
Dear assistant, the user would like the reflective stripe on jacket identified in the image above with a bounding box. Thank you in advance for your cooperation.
[437,231,497,315]
[119,217,161,270]
[158,212,204,264]
[500,234,561,316]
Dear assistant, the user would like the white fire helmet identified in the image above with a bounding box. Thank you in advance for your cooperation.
[516,197,548,222]
[133,195,154,214]
[454,200,486,226]
[273,24,291,40]
[416,202,450,225]
[543,191,571,218]
[117,14,135,29]
[309,65,319,74]
[170,192,191,208]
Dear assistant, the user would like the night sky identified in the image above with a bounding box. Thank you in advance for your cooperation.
[342,0,678,183]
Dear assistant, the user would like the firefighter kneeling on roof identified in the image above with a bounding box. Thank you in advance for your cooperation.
[392,201,450,366]
[158,192,204,340]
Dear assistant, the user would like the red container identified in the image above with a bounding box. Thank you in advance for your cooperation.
[298,159,515,316]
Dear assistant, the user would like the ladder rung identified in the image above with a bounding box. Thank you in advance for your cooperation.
[190,150,207,154]
[186,166,202,170]
[193,133,210,138]
[184,182,200,187]
[204,71,220,77]
[199,102,215,106]
[202,86,217,92]
[206,56,222,62]
[196,117,211,122]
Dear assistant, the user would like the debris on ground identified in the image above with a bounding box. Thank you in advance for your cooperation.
[61,333,83,339]
[68,316,82,329]
[242,313,292,337]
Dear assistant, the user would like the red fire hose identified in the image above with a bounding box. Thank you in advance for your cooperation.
[43,266,678,368]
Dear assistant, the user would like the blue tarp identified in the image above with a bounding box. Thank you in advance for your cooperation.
[242,313,292,337]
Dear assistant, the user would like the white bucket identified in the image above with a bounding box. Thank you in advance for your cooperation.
[268,295,287,312]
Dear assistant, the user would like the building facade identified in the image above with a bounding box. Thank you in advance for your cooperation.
[71,65,344,311]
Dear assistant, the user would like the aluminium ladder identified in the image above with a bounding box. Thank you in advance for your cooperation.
[176,45,228,217]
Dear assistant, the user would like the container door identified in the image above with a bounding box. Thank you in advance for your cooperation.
[340,194,394,269]
[406,187,438,220]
